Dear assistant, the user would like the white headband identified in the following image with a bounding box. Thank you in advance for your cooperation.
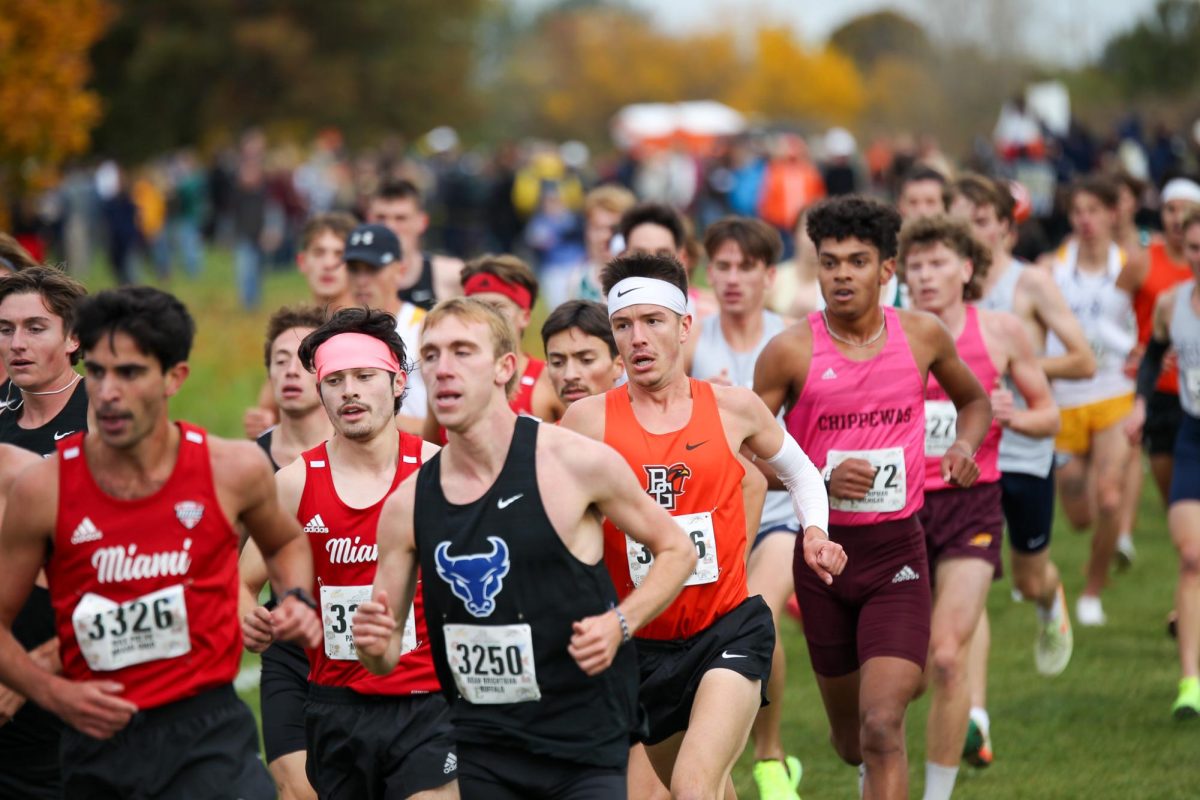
[1163,178,1200,206]
[607,277,688,317]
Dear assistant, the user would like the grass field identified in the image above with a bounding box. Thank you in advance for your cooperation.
[90,250,1200,798]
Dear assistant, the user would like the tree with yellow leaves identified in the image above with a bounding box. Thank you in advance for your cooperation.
[0,0,110,187]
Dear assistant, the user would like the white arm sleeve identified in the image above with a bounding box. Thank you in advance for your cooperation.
[763,434,829,534]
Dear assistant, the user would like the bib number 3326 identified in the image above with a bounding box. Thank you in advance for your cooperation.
[72,584,190,672]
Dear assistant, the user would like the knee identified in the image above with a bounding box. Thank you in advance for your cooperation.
[1013,567,1043,600]
[668,779,718,800]
[859,706,905,758]
[1095,480,1122,515]
[1179,543,1200,578]
[929,638,966,690]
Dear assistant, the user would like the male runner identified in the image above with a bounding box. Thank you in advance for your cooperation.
[244,212,357,439]
[685,216,805,800]
[243,307,456,798]
[367,178,464,309]
[565,184,637,302]
[343,222,428,429]
[561,252,843,798]
[1128,208,1200,719]
[619,201,719,324]
[0,266,89,796]
[755,195,991,799]
[0,286,321,796]
[356,297,697,799]
[899,215,1060,799]
[897,167,950,222]
[951,172,1091,763]
[542,299,624,407]
[1120,178,1200,506]
[241,305,333,800]
[1047,177,1137,626]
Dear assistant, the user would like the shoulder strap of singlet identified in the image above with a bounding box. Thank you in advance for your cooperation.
[524,357,545,383]
[807,309,832,350]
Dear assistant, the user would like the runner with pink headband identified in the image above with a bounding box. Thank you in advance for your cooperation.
[313,332,403,383]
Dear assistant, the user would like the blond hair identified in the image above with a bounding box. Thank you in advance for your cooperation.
[422,297,520,398]
[584,184,636,218]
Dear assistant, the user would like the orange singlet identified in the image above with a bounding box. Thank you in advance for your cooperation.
[1135,240,1192,393]
[602,378,747,640]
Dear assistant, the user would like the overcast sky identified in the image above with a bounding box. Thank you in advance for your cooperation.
[512,0,1161,66]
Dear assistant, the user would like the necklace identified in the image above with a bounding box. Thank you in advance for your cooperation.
[823,310,886,348]
[0,372,82,414]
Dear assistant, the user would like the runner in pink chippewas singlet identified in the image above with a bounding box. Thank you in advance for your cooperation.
[755,196,992,800]
[899,215,1061,800]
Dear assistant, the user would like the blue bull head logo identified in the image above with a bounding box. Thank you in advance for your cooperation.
[435,537,511,618]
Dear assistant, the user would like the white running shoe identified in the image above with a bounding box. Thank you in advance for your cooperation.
[1116,533,1136,571]
[1076,595,1106,627]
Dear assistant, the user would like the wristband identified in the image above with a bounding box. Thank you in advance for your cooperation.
[279,587,318,612]
[611,606,631,644]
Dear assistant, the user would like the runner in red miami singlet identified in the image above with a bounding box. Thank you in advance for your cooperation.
[242,307,457,799]
[0,287,320,799]
[756,196,991,800]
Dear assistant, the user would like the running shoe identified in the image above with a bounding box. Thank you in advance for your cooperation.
[1035,585,1073,676]
[1115,533,1136,571]
[1076,595,1106,627]
[1172,677,1200,722]
[752,756,803,800]
[962,719,993,768]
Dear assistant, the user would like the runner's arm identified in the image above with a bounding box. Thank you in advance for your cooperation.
[355,481,420,675]
[1027,269,1097,380]
[1127,290,1175,444]
[999,313,1060,438]
[752,327,810,416]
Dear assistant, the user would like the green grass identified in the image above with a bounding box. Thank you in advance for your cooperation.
[98,250,1199,798]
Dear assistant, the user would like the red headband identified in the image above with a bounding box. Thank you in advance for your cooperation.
[463,273,532,311]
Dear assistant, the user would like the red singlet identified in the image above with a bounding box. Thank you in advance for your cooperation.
[297,432,438,694]
[49,423,240,710]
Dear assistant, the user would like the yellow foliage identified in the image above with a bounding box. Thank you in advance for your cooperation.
[0,0,110,178]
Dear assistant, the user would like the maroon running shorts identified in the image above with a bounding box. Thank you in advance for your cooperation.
[919,482,1004,581]
[792,515,931,678]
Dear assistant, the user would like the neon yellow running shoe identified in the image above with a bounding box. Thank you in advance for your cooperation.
[752,756,803,800]
[1035,585,1073,677]
[1172,677,1200,722]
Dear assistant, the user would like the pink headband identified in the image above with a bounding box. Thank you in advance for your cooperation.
[313,332,402,383]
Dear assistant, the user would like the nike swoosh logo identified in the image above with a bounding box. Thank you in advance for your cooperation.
[497,494,523,509]
[53,431,74,441]
[616,287,640,297]
[685,441,707,450]
[721,651,747,659]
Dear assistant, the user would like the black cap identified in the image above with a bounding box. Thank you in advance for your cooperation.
[344,223,402,270]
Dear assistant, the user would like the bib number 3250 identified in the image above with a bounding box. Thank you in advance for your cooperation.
[72,584,190,672]
[625,511,718,588]
[444,623,540,704]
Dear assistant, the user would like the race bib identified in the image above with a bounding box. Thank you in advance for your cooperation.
[444,623,540,704]
[826,447,907,513]
[72,585,190,672]
[1185,368,1200,411]
[320,584,416,661]
[924,400,958,457]
[625,511,718,588]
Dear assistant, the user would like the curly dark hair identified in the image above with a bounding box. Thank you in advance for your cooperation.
[263,305,328,367]
[297,307,407,413]
[75,286,195,370]
[806,195,903,261]
[600,252,689,299]
[897,214,994,301]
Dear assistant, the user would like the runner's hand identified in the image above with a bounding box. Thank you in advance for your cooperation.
[242,605,275,653]
[941,442,979,488]
[802,526,846,585]
[46,679,137,740]
[568,612,623,676]
[272,595,321,649]
[1124,397,1147,445]
[0,683,25,726]
[828,459,874,500]
[242,407,276,440]
[352,591,396,660]
[990,381,1015,427]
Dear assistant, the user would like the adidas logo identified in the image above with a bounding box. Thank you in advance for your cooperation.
[443,752,457,774]
[70,517,103,545]
[821,367,838,380]
[303,514,330,534]
[891,565,919,584]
